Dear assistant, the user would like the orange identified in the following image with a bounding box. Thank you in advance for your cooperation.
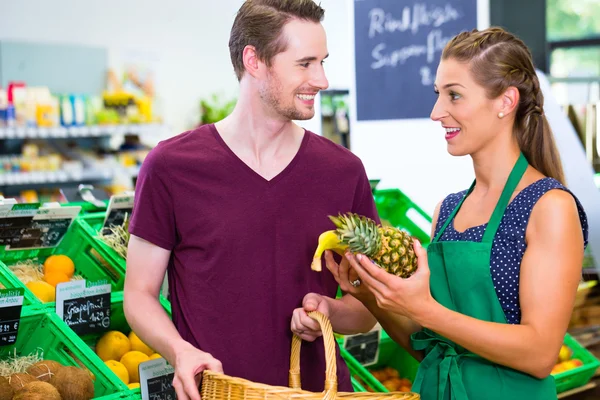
[43,271,70,288]
[44,255,75,278]
[149,353,162,360]
[120,351,149,383]
[128,383,140,389]
[128,331,154,356]
[105,360,129,384]
[26,281,56,302]
[96,331,131,362]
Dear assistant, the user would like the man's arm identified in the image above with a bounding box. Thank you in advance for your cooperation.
[124,235,222,400]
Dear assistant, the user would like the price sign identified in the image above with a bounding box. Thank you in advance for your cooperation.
[140,358,177,400]
[0,288,24,346]
[56,280,111,335]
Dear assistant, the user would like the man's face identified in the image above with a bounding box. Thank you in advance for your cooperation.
[259,19,330,121]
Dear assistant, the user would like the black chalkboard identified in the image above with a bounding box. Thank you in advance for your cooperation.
[62,292,111,335]
[147,373,176,400]
[0,289,24,346]
[344,330,380,365]
[354,0,477,120]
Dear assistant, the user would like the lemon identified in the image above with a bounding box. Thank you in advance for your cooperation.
[105,360,129,384]
[129,331,154,356]
[26,281,56,302]
[96,331,131,361]
[120,351,150,383]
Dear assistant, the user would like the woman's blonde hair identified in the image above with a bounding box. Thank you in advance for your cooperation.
[443,27,564,184]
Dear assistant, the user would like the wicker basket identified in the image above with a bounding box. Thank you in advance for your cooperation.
[201,311,419,400]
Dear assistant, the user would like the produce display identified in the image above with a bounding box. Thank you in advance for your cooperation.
[551,344,584,374]
[312,213,417,278]
[97,217,130,260]
[355,367,412,393]
[94,330,162,388]
[0,351,94,400]
[6,255,79,303]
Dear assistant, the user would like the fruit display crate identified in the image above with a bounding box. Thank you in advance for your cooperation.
[77,212,127,271]
[0,306,130,399]
[340,330,419,393]
[341,330,600,395]
[0,217,127,310]
[374,189,432,246]
[80,291,172,399]
[552,333,600,393]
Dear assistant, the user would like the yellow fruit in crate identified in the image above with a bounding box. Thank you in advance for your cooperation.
[558,345,572,363]
[128,383,141,390]
[104,360,129,384]
[149,353,162,360]
[43,271,70,288]
[96,331,131,361]
[43,255,75,278]
[120,351,150,384]
[25,281,56,302]
[129,331,154,356]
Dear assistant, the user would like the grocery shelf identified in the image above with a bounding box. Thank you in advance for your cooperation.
[0,168,114,188]
[0,123,166,139]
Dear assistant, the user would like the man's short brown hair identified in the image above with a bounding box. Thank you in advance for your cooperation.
[229,0,325,81]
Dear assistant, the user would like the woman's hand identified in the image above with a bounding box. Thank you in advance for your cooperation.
[323,250,375,303]
[344,240,436,322]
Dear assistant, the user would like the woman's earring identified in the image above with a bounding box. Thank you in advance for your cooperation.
[498,112,505,118]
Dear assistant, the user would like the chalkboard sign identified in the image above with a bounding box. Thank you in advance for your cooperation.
[140,358,177,400]
[0,203,80,250]
[354,0,477,120]
[0,289,24,346]
[56,280,111,335]
[343,330,380,366]
[101,193,134,235]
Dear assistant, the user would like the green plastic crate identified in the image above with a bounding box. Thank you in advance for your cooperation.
[63,200,109,215]
[77,212,127,271]
[343,330,600,395]
[340,330,419,393]
[80,291,172,399]
[374,189,432,245]
[0,307,130,399]
[553,333,600,393]
[0,217,127,309]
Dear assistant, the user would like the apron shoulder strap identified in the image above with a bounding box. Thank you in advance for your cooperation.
[482,153,529,243]
[433,182,476,243]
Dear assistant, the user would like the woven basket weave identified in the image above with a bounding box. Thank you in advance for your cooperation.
[201,311,419,400]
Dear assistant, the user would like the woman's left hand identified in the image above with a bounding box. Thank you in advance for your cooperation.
[345,239,436,321]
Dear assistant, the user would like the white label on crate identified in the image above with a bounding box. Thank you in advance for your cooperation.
[139,358,176,400]
[102,193,135,234]
[56,279,111,335]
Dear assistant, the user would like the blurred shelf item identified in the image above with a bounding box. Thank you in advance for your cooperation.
[0,123,167,139]
[0,169,114,187]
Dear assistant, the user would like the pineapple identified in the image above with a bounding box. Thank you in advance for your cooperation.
[311,213,417,278]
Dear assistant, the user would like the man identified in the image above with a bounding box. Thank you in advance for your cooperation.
[124,1,379,399]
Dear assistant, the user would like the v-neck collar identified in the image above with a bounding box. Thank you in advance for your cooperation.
[209,123,310,185]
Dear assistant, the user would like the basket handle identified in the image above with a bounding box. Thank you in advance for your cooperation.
[289,311,337,399]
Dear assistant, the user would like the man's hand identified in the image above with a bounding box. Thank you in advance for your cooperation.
[290,293,331,342]
[171,342,223,400]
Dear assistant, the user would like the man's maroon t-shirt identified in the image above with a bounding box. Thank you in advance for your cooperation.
[129,124,380,392]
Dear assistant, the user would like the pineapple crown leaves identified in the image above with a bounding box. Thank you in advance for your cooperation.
[328,213,382,256]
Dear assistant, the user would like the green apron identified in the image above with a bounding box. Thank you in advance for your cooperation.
[410,153,557,400]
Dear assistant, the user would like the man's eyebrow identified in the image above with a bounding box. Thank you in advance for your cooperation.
[295,54,329,63]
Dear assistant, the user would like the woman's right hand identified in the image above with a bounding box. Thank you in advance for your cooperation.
[324,250,375,303]
[171,342,223,400]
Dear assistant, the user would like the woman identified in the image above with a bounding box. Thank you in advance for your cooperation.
[309,27,588,399]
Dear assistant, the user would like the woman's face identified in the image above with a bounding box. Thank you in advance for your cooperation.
[430,58,505,157]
